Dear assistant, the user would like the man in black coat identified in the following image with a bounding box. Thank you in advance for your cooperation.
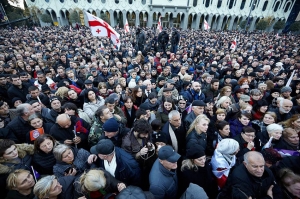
[0,74,11,106]
[89,139,141,186]
[7,74,29,103]
[170,28,180,54]
[135,27,146,51]
[45,96,64,124]
[157,29,169,53]
[49,114,90,150]
[219,151,282,199]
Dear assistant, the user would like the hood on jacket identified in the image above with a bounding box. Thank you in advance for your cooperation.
[180,183,208,199]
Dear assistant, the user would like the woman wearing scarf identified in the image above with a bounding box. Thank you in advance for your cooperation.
[211,138,239,189]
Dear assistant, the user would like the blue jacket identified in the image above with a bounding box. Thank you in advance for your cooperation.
[149,159,178,199]
[92,147,141,186]
[181,88,205,105]
[229,119,252,138]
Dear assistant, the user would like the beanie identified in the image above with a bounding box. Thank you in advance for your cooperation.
[103,118,119,132]
[217,138,239,155]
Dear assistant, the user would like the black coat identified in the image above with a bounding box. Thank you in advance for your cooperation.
[6,116,32,144]
[219,163,282,199]
[7,84,29,103]
[91,147,141,186]
[186,129,207,153]
[44,109,62,124]
[233,134,252,159]
[32,150,56,175]
[49,116,90,150]
[271,156,300,176]
[179,162,218,199]
[5,190,35,199]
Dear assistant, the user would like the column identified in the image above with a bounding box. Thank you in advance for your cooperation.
[228,15,235,30]
[135,11,140,27]
[182,13,188,29]
[109,10,115,27]
[249,16,257,31]
[96,10,101,18]
[147,12,153,27]
[194,13,201,30]
[217,14,224,30]
[122,11,127,26]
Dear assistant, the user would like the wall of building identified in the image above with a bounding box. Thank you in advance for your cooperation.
[25,0,294,31]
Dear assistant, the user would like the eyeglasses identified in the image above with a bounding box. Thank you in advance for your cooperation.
[244,133,256,138]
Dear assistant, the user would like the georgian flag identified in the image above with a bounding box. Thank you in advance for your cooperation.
[230,37,237,51]
[69,25,72,32]
[204,19,210,30]
[86,12,120,49]
[124,18,130,33]
[157,16,162,33]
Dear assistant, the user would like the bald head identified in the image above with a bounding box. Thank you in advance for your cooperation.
[56,114,71,128]
[244,151,265,177]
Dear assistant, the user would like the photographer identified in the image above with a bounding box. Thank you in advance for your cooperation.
[135,27,146,52]
[171,28,180,54]
[121,119,156,190]
[157,28,169,53]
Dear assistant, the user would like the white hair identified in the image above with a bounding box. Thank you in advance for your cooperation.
[168,110,180,120]
[266,123,283,133]
[216,96,231,108]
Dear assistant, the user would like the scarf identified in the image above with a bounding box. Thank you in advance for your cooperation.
[169,124,178,152]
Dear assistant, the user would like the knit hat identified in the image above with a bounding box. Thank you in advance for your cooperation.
[84,79,93,84]
[240,95,250,102]
[281,86,292,93]
[116,186,154,199]
[261,148,282,165]
[216,139,239,155]
[154,131,168,144]
[180,183,208,199]
[103,118,119,132]
[192,100,206,107]
[90,139,115,155]
[186,144,206,159]
[139,103,150,111]
[49,96,61,104]
[12,97,22,105]
[157,76,166,83]
[109,93,119,101]
[270,88,280,94]
[256,99,268,107]
[128,79,137,88]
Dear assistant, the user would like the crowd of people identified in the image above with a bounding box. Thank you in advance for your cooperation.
[0,23,299,199]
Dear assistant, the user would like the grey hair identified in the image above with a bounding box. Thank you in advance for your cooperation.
[168,110,180,120]
[33,175,56,199]
[250,89,261,96]
[53,144,70,161]
[266,123,283,133]
[244,151,264,165]
[17,103,31,116]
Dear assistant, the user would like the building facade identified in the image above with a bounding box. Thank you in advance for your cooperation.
[25,0,295,31]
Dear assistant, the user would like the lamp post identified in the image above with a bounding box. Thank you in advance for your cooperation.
[244,0,256,31]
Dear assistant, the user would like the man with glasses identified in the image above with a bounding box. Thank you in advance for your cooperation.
[89,139,141,186]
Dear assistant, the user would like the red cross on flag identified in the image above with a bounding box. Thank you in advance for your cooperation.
[204,19,210,30]
[124,18,130,33]
[230,37,237,51]
[157,16,162,33]
[86,12,120,49]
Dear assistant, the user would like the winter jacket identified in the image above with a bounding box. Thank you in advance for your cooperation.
[202,85,219,100]
[229,119,252,138]
[186,129,207,153]
[32,149,56,175]
[181,89,206,105]
[156,107,171,127]
[6,116,32,144]
[141,100,160,112]
[180,183,208,199]
[44,109,63,124]
[91,147,141,186]
[53,147,91,178]
[121,105,138,128]
[219,163,281,199]
[49,115,90,150]
[7,83,30,103]
[88,117,104,148]
[184,111,196,131]
[83,97,105,120]
[5,190,35,199]
[149,159,178,199]
[233,134,254,159]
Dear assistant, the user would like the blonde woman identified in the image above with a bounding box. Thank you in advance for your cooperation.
[186,114,210,153]
[6,169,35,199]
[55,86,69,102]
[76,169,126,198]
[214,96,232,113]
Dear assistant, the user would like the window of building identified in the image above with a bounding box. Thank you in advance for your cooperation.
[74,0,78,2]
[262,1,268,11]
[240,0,246,9]
[274,1,280,11]
[284,2,291,12]
[129,0,133,4]
[87,0,91,3]
[115,0,119,3]
[60,0,64,2]
[205,0,210,7]
[31,0,35,2]
[45,0,49,2]
[217,0,222,8]
[142,0,146,5]
[229,0,234,9]
[101,0,105,3]
[193,0,198,7]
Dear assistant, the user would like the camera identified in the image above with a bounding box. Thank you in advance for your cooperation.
[147,142,154,151]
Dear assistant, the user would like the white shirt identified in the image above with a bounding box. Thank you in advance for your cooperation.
[104,153,117,177]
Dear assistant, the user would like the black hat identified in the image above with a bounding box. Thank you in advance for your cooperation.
[103,118,119,132]
[270,88,280,94]
[41,84,51,93]
[79,65,85,69]
[157,77,165,82]
[49,96,61,104]
[248,72,256,77]
[12,97,22,105]
[90,139,115,155]
[196,65,203,70]
[84,79,93,84]
[154,132,168,144]
[186,145,206,159]
[192,100,206,107]
[158,145,180,163]
[171,73,179,78]
[139,103,150,111]
[257,68,264,72]
[224,75,231,80]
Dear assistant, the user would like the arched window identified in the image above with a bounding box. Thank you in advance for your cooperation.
[31,0,35,2]
[284,2,291,12]
[217,0,222,8]
[262,1,268,11]
[141,0,146,5]
[101,0,105,3]
[240,0,246,9]
[45,0,49,2]
[274,1,280,11]
[87,0,91,3]
[193,0,198,7]
[229,0,234,9]
[60,0,64,2]
[115,0,119,3]
[129,0,133,4]
[205,0,210,7]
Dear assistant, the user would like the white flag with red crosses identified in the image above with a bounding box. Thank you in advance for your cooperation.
[124,18,130,33]
[204,19,210,30]
[86,12,120,49]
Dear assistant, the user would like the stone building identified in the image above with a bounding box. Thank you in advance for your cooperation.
[25,0,295,31]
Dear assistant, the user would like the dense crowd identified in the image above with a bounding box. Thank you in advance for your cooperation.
[0,24,300,199]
